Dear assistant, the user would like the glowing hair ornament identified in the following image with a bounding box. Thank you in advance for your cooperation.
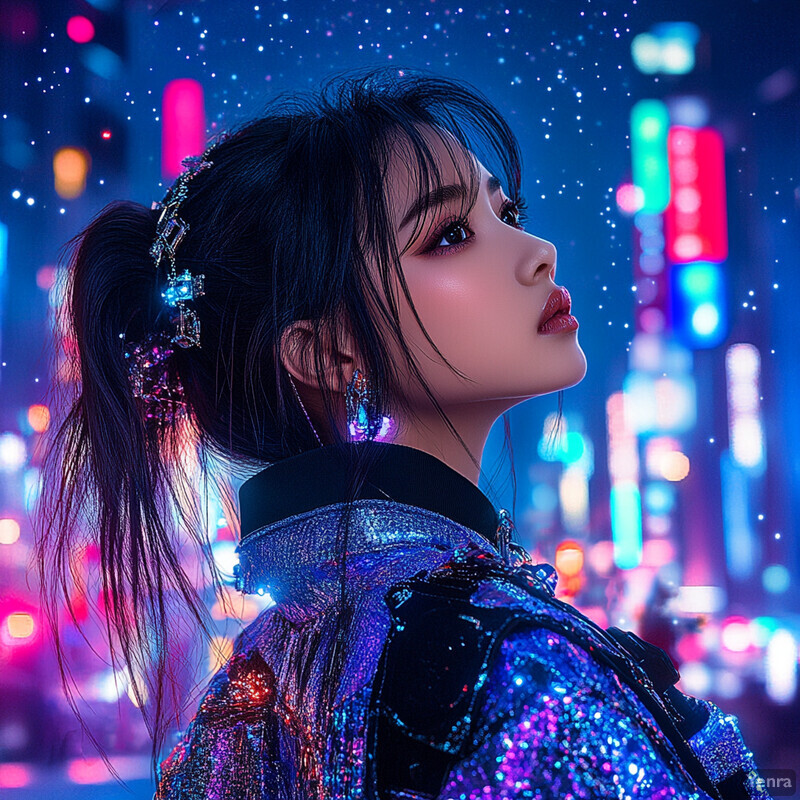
[122,141,220,425]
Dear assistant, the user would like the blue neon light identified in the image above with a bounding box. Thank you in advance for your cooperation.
[610,482,643,570]
[670,261,728,349]
[720,451,756,579]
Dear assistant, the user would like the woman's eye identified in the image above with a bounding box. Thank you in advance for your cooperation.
[501,202,521,227]
[435,221,470,248]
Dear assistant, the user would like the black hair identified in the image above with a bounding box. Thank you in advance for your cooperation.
[33,66,528,768]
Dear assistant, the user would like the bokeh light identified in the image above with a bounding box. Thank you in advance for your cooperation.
[5,612,35,641]
[53,147,91,199]
[0,519,21,545]
[66,15,95,44]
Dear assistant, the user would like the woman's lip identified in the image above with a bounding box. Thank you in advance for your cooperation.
[538,286,573,332]
[538,312,579,335]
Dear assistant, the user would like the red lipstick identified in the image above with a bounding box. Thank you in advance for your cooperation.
[538,286,579,335]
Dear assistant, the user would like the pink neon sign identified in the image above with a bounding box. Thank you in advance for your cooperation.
[664,126,728,264]
[161,79,206,180]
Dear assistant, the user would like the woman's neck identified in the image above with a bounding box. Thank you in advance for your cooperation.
[387,400,510,487]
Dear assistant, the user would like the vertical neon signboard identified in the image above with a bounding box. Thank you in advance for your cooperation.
[606,392,643,569]
[162,79,206,180]
[631,99,671,214]
[725,343,765,473]
[665,126,728,263]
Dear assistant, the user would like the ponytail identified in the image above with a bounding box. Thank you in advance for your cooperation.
[34,201,219,767]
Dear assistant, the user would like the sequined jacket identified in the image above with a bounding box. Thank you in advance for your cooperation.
[154,442,770,800]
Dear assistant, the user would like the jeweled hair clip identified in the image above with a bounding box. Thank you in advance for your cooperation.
[149,154,212,349]
[122,332,187,425]
[123,137,226,423]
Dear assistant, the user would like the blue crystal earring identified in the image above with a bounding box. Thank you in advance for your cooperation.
[345,368,395,442]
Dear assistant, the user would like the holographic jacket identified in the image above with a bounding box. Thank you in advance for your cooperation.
[154,442,771,800]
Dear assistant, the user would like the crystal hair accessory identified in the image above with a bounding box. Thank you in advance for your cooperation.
[122,332,187,425]
[149,153,212,349]
[123,137,223,424]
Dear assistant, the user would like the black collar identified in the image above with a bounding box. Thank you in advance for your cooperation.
[239,441,500,546]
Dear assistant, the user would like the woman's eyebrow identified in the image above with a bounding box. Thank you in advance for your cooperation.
[399,174,502,232]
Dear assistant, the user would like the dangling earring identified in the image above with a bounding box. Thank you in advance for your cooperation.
[345,368,394,442]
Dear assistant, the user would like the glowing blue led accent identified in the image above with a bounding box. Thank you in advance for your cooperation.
[163,269,201,306]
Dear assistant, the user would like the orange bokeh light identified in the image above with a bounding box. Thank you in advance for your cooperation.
[53,147,91,199]
[6,612,34,639]
[28,404,50,433]
[661,451,691,482]
[555,540,585,577]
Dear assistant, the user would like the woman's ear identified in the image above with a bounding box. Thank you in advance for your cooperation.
[279,320,357,394]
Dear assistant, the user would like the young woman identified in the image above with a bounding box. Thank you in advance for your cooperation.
[35,68,770,799]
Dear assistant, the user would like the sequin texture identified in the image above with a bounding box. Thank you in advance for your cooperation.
[688,701,771,797]
[153,499,771,800]
[440,628,709,799]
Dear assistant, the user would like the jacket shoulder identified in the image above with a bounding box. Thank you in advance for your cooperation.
[368,549,576,797]
[155,649,295,799]
[368,547,715,800]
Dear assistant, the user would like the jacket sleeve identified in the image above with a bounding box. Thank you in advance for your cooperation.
[440,627,718,800]
[688,699,773,799]
[154,649,297,800]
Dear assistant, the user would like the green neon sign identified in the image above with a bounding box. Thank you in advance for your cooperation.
[631,99,670,214]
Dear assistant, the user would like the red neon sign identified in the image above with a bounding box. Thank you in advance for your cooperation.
[664,126,728,263]
[161,79,206,180]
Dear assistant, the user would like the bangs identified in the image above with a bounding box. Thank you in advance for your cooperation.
[310,68,522,263]
[385,125,482,254]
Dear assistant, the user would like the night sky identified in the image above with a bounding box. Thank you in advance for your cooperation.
[2,1,797,454]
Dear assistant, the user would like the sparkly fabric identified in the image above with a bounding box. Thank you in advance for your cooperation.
[157,500,482,800]
[440,628,710,799]
[154,498,769,800]
[688,701,771,798]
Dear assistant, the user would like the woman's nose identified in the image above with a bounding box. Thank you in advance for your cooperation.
[519,237,557,285]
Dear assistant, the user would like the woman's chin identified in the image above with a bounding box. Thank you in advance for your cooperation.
[569,347,588,387]
[539,347,587,394]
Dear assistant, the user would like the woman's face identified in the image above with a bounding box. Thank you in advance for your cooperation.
[380,129,587,413]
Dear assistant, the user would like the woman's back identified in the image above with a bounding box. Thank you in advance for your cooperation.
[155,443,753,799]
